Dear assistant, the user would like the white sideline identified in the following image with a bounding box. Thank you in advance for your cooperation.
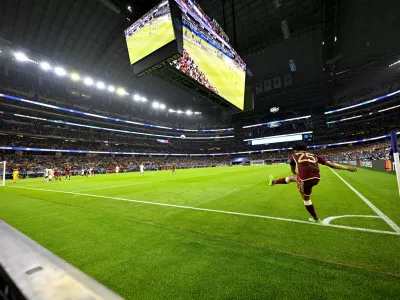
[330,169,400,233]
[8,186,400,236]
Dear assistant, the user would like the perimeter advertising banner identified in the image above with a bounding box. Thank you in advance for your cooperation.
[342,160,396,172]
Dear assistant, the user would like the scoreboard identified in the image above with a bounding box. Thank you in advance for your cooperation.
[124,0,252,113]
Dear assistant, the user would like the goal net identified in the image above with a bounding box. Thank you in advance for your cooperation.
[1,161,6,186]
[250,160,265,166]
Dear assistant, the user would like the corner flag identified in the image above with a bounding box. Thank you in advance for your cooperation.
[390,131,400,197]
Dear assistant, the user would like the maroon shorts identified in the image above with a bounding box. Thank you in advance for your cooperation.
[296,177,320,196]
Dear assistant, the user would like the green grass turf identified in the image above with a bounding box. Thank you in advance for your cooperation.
[1,165,400,299]
[126,14,175,65]
[183,37,246,110]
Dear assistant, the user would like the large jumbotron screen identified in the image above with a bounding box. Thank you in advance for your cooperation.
[171,0,246,110]
[124,1,175,65]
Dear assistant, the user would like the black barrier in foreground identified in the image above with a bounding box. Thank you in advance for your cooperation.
[0,220,123,300]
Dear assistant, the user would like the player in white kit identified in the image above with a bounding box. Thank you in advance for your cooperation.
[48,168,54,182]
[140,164,144,176]
[116,166,120,175]
[44,168,50,182]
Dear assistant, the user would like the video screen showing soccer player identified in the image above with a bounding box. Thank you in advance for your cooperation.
[171,0,246,110]
[124,1,175,65]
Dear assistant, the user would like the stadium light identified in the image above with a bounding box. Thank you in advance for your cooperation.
[96,81,105,89]
[169,109,176,113]
[152,101,160,109]
[70,73,80,81]
[159,104,166,110]
[194,112,201,115]
[127,5,132,12]
[108,85,115,92]
[14,52,29,62]
[40,62,51,71]
[141,97,148,102]
[177,110,183,114]
[133,94,141,101]
[117,88,126,95]
[389,60,400,67]
[84,77,94,86]
[54,67,67,77]
[186,110,193,115]
[378,104,400,112]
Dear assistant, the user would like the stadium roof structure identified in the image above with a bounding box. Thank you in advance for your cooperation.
[1,0,400,113]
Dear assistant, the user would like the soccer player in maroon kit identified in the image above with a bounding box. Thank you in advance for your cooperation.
[65,166,71,181]
[269,142,357,223]
[54,168,62,181]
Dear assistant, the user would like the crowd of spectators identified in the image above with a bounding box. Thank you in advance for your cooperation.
[2,140,396,177]
[316,141,391,161]
[331,82,400,108]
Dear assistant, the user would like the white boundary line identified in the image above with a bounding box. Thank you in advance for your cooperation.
[8,186,400,236]
[330,169,400,233]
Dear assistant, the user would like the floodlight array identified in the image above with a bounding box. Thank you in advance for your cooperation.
[10,51,202,116]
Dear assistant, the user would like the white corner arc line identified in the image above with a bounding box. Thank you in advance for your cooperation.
[322,215,380,225]
[330,169,400,233]
[8,186,400,236]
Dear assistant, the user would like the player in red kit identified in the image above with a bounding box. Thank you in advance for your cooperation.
[65,166,71,180]
[269,142,357,223]
[54,168,62,181]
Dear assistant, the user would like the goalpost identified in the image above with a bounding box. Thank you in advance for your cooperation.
[250,160,265,166]
[1,161,5,186]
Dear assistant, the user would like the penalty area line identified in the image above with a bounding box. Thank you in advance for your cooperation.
[8,185,400,236]
[330,169,400,233]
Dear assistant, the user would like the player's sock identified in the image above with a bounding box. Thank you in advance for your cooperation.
[272,177,289,185]
[304,200,318,220]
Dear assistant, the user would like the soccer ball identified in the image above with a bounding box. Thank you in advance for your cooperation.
[180,134,186,139]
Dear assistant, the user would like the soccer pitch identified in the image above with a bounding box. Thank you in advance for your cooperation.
[1,165,400,299]
[184,40,246,110]
[126,15,175,65]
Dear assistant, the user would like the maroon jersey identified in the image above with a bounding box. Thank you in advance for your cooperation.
[65,168,70,175]
[290,151,328,181]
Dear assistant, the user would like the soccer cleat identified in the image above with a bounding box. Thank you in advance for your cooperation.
[308,218,322,224]
[269,174,274,186]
